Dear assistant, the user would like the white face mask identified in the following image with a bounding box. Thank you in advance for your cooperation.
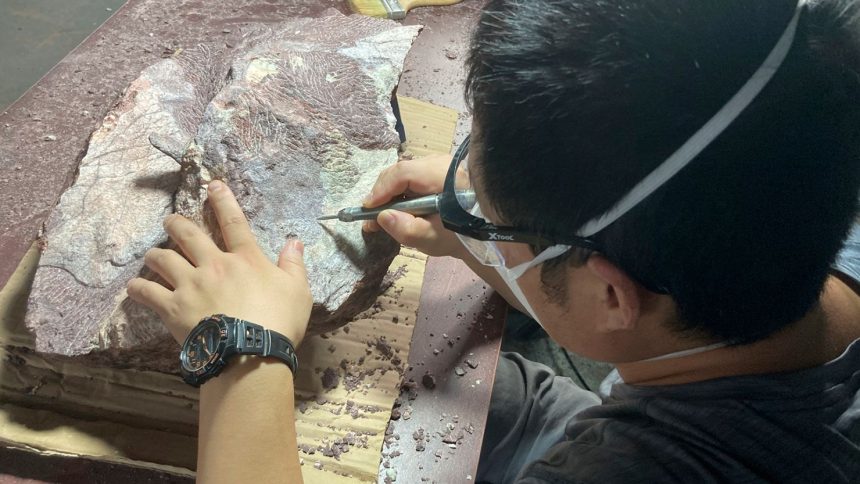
[639,341,729,362]
[462,203,571,326]
[493,244,571,327]
[599,341,730,396]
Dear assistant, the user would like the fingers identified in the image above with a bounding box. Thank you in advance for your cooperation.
[365,156,448,208]
[376,209,437,249]
[277,239,308,279]
[207,180,257,254]
[362,219,381,233]
[127,278,173,318]
[163,215,219,266]
[144,248,193,288]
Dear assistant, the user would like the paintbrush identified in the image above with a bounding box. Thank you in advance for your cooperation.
[348,0,463,20]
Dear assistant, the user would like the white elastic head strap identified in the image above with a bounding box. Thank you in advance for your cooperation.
[507,243,572,279]
[576,0,806,238]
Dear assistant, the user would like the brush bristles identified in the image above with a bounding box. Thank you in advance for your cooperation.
[348,0,393,18]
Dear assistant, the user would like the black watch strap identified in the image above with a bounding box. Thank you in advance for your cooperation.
[234,319,299,375]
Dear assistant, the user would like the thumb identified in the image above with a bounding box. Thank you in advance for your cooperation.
[278,238,307,276]
[377,209,434,249]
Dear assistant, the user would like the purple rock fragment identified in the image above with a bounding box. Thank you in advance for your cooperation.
[321,367,340,390]
[421,373,436,389]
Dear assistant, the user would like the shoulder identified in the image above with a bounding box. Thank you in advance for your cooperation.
[511,398,749,484]
[512,433,687,484]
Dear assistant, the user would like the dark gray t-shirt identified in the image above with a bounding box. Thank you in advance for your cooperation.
[478,223,860,483]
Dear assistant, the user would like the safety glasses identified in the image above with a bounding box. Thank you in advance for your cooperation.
[438,135,601,273]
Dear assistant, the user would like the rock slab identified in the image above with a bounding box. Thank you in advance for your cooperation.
[25,10,420,372]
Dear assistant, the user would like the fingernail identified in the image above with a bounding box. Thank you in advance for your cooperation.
[363,194,373,207]
[209,180,224,192]
[380,210,397,227]
[288,238,304,255]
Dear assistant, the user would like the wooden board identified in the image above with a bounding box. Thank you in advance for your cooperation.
[398,95,459,157]
[292,248,426,482]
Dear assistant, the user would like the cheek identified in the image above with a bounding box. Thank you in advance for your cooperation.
[518,269,572,330]
[518,267,595,351]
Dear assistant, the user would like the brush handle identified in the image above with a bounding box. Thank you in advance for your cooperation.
[402,0,464,12]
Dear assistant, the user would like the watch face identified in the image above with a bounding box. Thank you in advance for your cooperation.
[182,321,221,372]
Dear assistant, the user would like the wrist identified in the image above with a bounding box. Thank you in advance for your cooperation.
[202,355,294,390]
[252,315,308,350]
[180,315,299,387]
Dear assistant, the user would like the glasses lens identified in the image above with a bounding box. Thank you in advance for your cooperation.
[449,137,502,267]
[454,202,505,267]
[456,232,504,267]
[454,146,476,212]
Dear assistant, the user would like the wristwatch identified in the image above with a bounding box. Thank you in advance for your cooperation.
[179,314,298,387]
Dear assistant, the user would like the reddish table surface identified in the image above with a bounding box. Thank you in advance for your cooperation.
[384,256,505,483]
[0,1,502,482]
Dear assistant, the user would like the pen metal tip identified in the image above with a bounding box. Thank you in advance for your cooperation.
[317,215,339,221]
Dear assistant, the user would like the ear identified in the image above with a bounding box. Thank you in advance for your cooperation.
[586,255,642,332]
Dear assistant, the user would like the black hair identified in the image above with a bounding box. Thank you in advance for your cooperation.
[466,0,860,344]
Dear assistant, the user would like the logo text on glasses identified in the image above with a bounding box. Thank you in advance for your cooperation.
[488,233,515,241]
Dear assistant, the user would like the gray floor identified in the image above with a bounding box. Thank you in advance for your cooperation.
[0,0,127,110]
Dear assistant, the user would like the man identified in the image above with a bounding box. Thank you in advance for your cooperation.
[128,0,860,482]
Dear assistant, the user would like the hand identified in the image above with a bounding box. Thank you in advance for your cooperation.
[363,154,467,258]
[127,180,313,348]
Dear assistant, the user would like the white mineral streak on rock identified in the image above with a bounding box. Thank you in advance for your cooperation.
[26,11,421,369]
[245,58,281,83]
[340,28,420,113]
[288,52,306,71]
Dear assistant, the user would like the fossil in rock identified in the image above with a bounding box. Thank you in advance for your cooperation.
[25,10,420,371]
